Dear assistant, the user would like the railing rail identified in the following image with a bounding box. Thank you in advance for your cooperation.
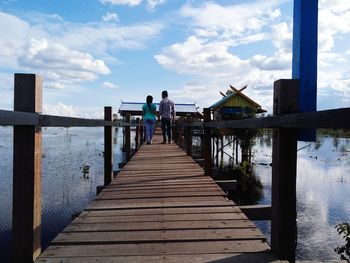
[3,106,349,129]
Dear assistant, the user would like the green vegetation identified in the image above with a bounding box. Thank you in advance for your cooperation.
[335,223,350,262]
[231,162,263,205]
[317,129,350,138]
[80,164,90,178]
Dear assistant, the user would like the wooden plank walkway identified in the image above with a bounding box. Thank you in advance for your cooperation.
[36,132,283,263]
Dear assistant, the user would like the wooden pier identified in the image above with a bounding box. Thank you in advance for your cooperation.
[36,131,282,263]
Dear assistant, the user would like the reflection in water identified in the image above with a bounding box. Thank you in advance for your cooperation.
[253,135,350,261]
[212,133,350,261]
[0,127,124,262]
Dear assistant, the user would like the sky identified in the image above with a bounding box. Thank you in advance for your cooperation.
[0,0,349,118]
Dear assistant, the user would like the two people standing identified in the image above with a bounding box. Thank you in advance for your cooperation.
[142,90,175,144]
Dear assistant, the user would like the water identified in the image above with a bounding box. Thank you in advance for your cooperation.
[0,126,125,262]
[252,134,350,261]
[1,127,350,261]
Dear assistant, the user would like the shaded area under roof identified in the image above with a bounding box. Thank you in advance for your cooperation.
[118,101,201,117]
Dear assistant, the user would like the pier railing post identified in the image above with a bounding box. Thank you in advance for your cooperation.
[135,118,140,150]
[104,106,113,186]
[125,113,131,161]
[12,73,42,262]
[140,121,144,145]
[271,79,299,262]
[186,125,192,156]
[203,108,212,177]
[178,125,183,148]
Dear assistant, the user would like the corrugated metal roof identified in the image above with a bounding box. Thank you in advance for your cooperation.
[118,102,199,114]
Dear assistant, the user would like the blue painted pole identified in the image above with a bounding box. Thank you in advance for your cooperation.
[292,0,318,141]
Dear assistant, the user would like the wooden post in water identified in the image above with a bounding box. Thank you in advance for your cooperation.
[178,126,183,148]
[186,126,192,156]
[271,79,299,262]
[104,106,113,186]
[135,118,140,150]
[12,73,42,262]
[140,121,144,145]
[125,113,131,161]
[203,108,212,177]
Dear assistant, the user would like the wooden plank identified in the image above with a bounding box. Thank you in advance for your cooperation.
[52,228,266,245]
[12,73,42,262]
[73,213,248,223]
[81,206,241,217]
[102,185,223,193]
[38,240,271,257]
[36,253,285,263]
[96,191,226,200]
[63,220,255,232]
[86,200,235,210]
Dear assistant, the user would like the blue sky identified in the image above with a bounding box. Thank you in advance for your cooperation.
[0,0,349,117]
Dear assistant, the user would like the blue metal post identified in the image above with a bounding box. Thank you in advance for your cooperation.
[292,0,318,141]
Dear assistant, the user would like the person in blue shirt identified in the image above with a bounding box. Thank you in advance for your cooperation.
[142,95,157,144]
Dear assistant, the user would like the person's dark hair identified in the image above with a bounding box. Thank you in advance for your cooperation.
[146,95,153,112]
[162,90,168,98]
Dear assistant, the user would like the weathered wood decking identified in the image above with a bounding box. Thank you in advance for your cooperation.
[36,132,282,263]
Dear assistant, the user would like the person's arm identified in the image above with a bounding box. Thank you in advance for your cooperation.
[159,101,163,120]
[152,104,157,118]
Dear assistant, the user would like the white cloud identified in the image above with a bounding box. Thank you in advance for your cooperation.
[18,38,110,85]
[102,81,119,89]
[0,11,162,90]
[43,102,104,118]
[155,1,292,112]
[319,0,350,13]
[155,36,250,77]
[147,0,165,11]
[102,12,119,22]
[100,0,142,6]
[180,1,281,38]
[99,0,166,11]
[250,53,290,70]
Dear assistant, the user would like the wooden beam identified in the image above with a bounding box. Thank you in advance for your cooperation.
[12,73,42,262]
[0,109,38,125]
[40,115,111,127]
[205,107,350,129]
[203,108,212,177]
[185,127,192,156]
[135,118,140,150]
[239,205,271,221]
[104,107,113,186]
[215,180,237,191]
[271,79,298,262]
[125,113,131,161]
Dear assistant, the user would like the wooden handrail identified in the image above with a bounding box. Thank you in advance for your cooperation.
[2,107,350,129]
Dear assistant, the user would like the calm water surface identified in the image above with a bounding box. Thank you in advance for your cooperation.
[0,126,124,262]
[252,135,350,261]
[1,127,350,262]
